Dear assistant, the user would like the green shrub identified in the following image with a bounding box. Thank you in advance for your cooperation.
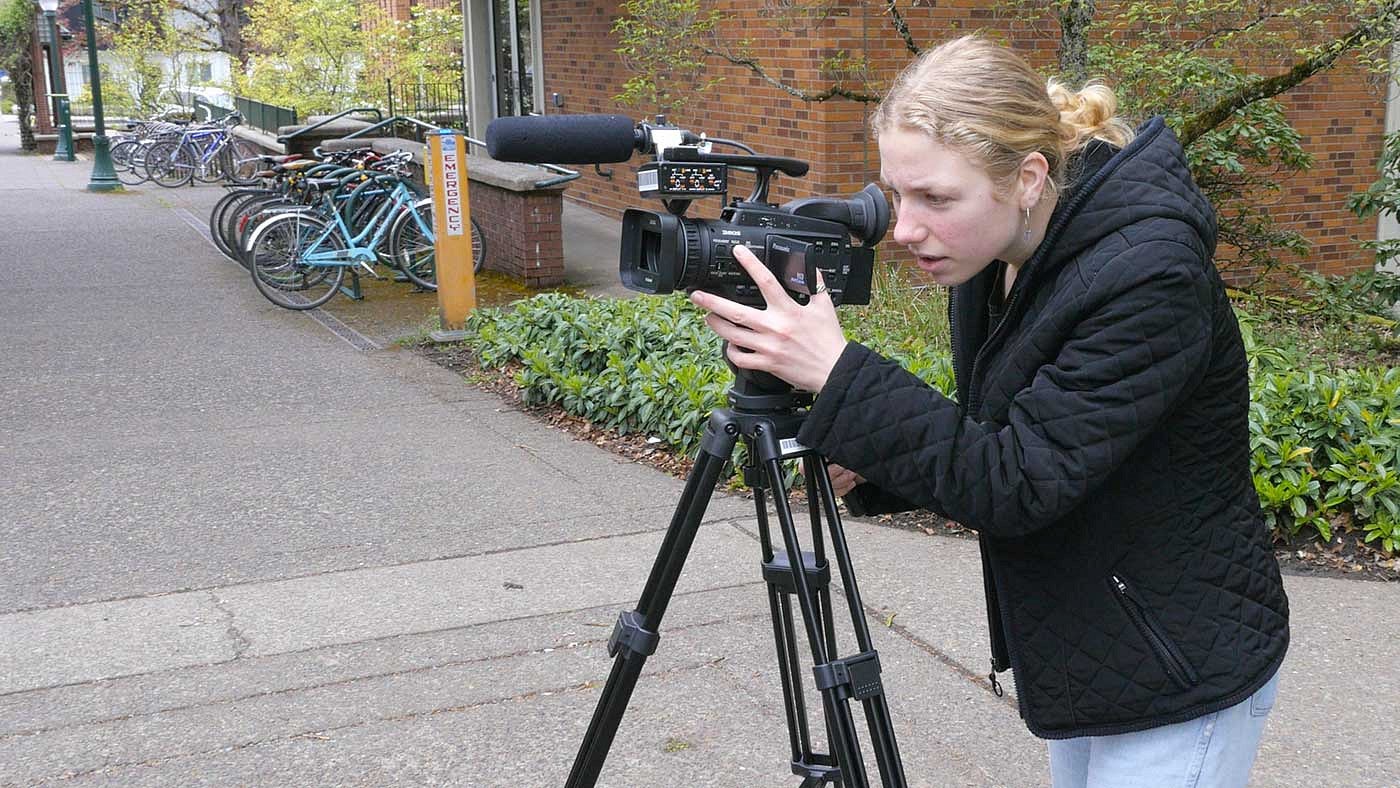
[458,281,1400,556]
[460,268,956,466]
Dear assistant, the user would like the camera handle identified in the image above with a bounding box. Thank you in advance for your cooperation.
[563,377,908,788]
[665,146,809,204]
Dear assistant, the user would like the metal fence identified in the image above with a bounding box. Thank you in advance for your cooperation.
[385,79,467,139]
[192,97,235,122]
[235,96,298,135]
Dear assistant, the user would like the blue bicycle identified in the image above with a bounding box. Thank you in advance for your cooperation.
[244,152,438,309]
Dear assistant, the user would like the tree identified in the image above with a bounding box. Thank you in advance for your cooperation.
[613,0,1400,279]
[238,0,464,118]
[105,0,185,115]
[234,0,362,116]
[611,0,723,114]
[168,0,251,68]
[0,0,36,150]
[361,3,464,91]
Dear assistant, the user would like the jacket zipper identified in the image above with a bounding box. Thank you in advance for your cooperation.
[1110,574,1200,689]
[954,285,1014,699]
[979,535,1011,697]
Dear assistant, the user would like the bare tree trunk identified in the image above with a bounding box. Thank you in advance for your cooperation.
[1057,0,1096,85]
[15,51,35,150]
[216,0,249,68]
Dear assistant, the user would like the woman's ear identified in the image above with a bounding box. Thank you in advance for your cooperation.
[1018,152,1050,210]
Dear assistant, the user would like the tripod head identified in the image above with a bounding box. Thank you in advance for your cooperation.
[724,342,814,414]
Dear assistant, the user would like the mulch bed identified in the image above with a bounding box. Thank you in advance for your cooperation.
[415,341,1398,583]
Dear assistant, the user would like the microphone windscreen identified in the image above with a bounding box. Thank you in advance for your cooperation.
[486,115,638,164]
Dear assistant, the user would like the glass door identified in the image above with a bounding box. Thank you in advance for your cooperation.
[491,0,535,117]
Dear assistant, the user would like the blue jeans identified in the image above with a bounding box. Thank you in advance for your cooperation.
[1047,668,1280,788]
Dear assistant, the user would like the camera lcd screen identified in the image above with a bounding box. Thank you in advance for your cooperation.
[766,236,815,295]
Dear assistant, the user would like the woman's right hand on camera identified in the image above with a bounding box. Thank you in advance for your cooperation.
[827,463,865,497]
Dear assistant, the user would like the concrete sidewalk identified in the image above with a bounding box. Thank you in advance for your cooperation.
[1,113,1396,787]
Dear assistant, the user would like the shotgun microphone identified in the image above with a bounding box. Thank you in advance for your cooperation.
[485,114,642,164]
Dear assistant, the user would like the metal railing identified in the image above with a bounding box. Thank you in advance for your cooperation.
[276,106,384,144]
[235,96,299,135]
[193,97,235,122]
[386,79,467,138]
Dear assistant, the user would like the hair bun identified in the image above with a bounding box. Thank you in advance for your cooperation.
[1048,79,1133,148]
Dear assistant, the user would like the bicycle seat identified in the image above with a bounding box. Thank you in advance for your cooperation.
[258,154,302,165]
[305,177,342,191]
[281,159,317,172]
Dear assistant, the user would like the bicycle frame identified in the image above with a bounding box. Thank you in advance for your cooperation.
[298,179,427,271]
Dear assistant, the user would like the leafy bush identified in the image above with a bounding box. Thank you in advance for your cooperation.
[1242,315,1400,554]
[457,280,1400,556]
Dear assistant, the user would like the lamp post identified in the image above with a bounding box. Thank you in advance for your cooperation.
[79,0,119,191]
[35,0,72,161]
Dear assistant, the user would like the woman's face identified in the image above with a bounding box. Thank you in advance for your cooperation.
[879,127,1023,287]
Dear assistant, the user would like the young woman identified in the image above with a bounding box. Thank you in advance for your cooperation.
[689,35,1289,788]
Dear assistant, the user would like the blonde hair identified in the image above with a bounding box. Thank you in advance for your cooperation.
[870,35,1135,196]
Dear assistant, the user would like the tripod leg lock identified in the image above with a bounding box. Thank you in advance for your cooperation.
[812,650,884,701]
[607,610,660,659]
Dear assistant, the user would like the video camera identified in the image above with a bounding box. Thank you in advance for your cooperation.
[485,114,888,307]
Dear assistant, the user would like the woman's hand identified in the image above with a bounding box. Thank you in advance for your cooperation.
[827,463,866,497]
[688,245,849,393]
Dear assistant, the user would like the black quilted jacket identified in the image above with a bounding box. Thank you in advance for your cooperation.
[797,117,1289,739]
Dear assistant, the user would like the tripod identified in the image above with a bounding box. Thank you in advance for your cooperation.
[565,368,907,787]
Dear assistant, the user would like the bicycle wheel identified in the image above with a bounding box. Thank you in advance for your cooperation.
[193,146,227,184]
[236,198,308,271]
[248,213,346,310]
[471,217,486,274]
[110,140,148,186]
[389,197,436,290]
[223,140,262,185]
[146,141,196,188]
[210,188,275,260]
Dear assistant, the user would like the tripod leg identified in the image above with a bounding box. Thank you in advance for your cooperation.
[564,414,739,788]
[810,455,908,787]
[761,452,871,788]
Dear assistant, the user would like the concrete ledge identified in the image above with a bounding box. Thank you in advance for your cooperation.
[232,125,284,155]
[465,156,568,192]
[275,116,376,139]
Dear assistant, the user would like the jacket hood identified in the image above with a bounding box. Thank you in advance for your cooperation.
[1036,116,1217,276]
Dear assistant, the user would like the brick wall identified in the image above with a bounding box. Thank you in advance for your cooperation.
[536,0,1387,282]
[468,181,567,287]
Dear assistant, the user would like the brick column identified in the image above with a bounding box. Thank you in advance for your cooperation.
[465,155,568,288]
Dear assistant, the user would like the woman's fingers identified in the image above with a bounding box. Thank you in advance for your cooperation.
[730,244,790,304]
[827,463,866,497]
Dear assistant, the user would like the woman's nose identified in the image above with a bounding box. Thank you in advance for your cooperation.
[891,211,923,245]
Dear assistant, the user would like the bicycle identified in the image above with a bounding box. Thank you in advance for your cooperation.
[145,113,258,188]
[244,153,439,309]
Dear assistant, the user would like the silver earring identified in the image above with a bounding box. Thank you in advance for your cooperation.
[1023,207,1031,243]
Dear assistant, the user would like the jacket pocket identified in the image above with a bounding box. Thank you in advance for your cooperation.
[1108,573,1200,690]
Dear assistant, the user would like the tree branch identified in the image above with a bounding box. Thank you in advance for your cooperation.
[169,1,218,29]
[1187,10,1286,53]
[884,0,920,55]
[1179,8,1400,147]
[705,46,882,102]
